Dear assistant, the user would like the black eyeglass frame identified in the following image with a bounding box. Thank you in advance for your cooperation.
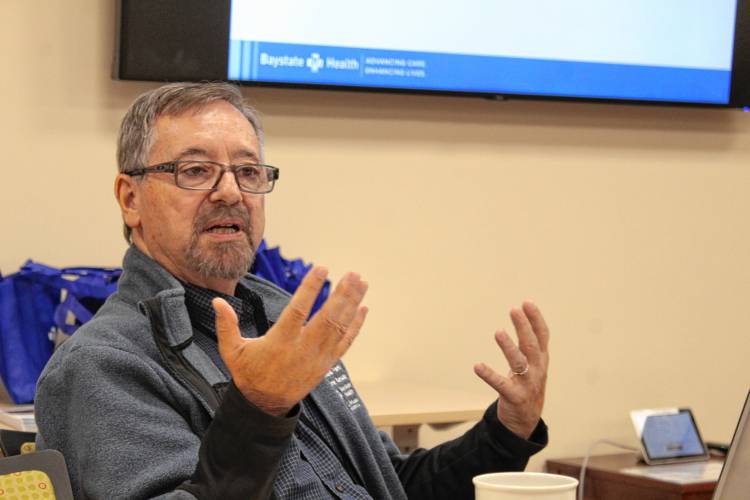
[125,160,280,194]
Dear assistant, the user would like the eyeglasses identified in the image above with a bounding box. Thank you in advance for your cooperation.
[126,160,280,194]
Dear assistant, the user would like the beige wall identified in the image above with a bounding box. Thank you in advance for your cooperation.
[2,1,750,470]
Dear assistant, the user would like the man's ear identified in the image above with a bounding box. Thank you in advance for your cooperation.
[114,174,142,232]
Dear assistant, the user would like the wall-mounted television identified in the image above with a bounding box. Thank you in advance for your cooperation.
[114,0,750,108]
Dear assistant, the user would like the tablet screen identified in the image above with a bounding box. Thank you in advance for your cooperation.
[642,411,705,459]
[631,408,709,464]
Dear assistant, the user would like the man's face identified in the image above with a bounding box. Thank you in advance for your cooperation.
[124,100,265,290]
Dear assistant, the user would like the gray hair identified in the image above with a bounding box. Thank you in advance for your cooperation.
[117,82,265,242]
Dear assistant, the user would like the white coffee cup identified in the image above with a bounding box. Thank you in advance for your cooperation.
[473,472,578,499]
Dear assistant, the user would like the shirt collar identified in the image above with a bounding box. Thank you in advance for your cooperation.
[182,281,257,337]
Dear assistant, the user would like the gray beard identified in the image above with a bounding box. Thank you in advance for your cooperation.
[185,236,256,281]
[184,204,256,281]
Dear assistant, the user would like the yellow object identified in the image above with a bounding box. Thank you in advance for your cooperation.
[18,444,35,455]
[0,450,72,500]
[0,469,55,498]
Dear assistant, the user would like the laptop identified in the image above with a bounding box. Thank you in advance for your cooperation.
[712,389,750,499]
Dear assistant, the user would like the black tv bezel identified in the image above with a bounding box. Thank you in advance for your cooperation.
[114,0,750,108]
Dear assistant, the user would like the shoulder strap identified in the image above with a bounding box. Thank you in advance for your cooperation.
[140,297,222,414]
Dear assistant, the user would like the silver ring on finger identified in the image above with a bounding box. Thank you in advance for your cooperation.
[511,364,529,377]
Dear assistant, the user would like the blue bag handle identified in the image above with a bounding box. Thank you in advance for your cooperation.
[58,267,121,299]
[17,262,120,296]
[53,293,95,335]
[13,261,120,336]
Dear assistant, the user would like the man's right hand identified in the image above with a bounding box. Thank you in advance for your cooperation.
[213,267,368,416]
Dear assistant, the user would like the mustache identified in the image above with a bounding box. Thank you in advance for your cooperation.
[193,204,252,234]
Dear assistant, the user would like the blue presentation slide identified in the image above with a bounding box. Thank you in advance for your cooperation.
[227,0,738,103]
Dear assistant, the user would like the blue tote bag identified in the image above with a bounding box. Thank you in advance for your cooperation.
[0,262,121,403]
[251,240,329,317]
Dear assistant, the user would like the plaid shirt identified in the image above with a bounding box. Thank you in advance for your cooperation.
[183,281,373,499]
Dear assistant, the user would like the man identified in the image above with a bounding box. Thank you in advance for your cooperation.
[35,82,550,499]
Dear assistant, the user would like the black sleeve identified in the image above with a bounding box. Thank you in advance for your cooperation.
[390,400,548,500]
[178,382,299,500]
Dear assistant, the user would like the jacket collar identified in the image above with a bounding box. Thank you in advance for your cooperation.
[117,244,290,347]
[117,245,184,306]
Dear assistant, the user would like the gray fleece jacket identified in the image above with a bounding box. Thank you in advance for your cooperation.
[35,246,546,499]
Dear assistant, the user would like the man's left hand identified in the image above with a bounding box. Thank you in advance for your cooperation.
[473,301,549,439]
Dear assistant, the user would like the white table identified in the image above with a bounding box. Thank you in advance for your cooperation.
[354,381,490,452]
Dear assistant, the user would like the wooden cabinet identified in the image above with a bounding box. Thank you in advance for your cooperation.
[546,453,721,500]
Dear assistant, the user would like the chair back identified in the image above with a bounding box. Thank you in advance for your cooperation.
[0,449,73,500]
[0,430,37,456]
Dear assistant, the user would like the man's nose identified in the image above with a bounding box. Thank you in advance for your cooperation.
[209,169,242,204]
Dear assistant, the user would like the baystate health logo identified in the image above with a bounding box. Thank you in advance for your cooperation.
[306,53,324,73]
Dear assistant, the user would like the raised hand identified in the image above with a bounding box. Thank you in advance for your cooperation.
[214,267,368,416]
[473,301,549,439]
